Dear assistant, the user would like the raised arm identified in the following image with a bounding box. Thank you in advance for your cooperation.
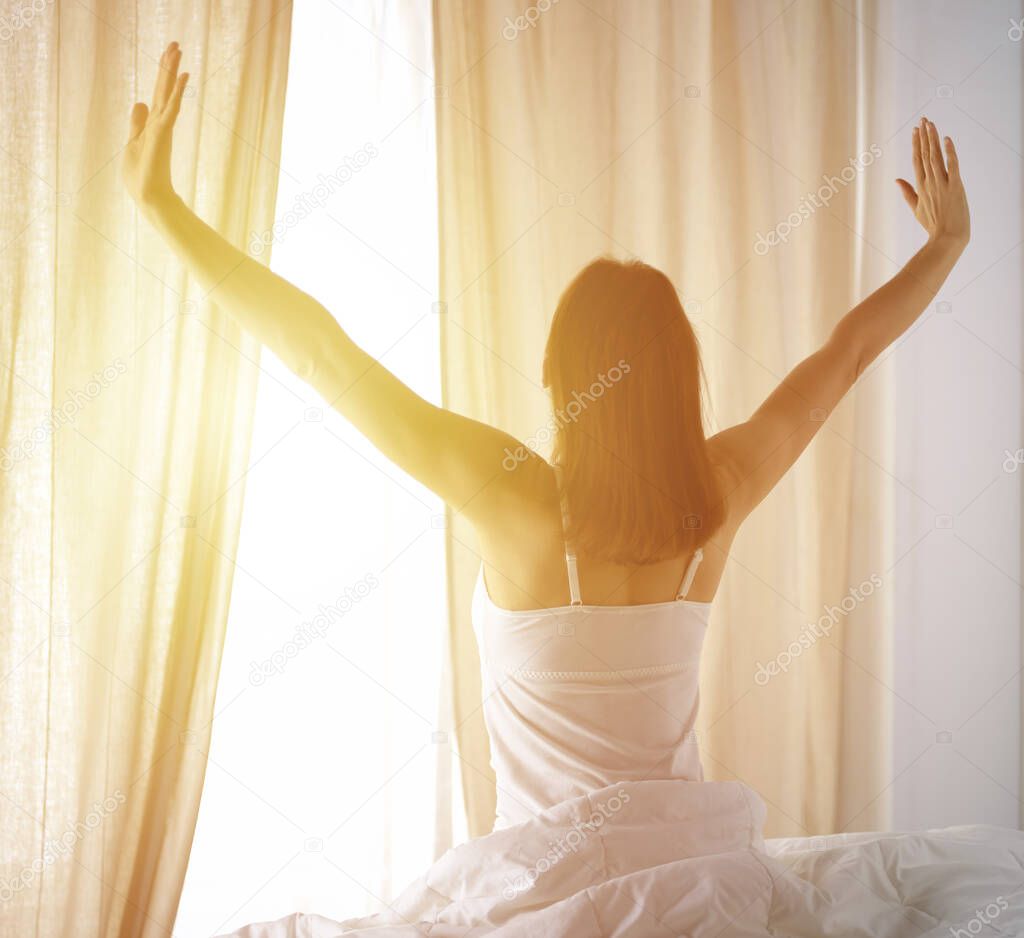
[711,117,970,522]
[122,42,533,521]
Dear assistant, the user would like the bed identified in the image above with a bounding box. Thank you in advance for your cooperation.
[216,778,1024,937]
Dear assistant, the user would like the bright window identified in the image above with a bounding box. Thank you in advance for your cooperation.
[174,3,463,933]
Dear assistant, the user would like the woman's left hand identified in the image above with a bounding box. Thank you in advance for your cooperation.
[121,41,189,208]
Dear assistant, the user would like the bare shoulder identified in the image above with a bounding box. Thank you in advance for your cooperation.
[474,448,560,541]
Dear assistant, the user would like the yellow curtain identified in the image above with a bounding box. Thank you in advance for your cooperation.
[435,0,893,838]
[0,3,292,936]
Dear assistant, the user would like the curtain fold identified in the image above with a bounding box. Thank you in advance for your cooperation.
[435,0,893,839]
[0,3,292,935]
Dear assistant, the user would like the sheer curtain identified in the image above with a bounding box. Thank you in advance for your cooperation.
[435,0,897,838]
[0,2,291,937]
[174,3,455,934]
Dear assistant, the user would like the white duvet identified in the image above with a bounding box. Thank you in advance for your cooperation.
[215,779,1024,937]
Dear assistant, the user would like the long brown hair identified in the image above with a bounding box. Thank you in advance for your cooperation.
[542,257,724,565]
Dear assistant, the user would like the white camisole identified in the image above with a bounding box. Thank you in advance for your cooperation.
[471,465,711,830]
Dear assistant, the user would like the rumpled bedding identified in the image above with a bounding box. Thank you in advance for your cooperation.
[215,779,1024,937]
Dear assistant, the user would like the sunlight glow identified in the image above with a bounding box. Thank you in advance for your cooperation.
[174,3,460,933]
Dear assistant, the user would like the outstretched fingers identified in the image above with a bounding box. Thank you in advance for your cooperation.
[944,135,961,183]
[912,125,926,192]
[151,42,181,114]
[895,177,918,211]
[926,119,947,182]
[918,119,932,183]
[164,72,189,122]
[127,102,149,143]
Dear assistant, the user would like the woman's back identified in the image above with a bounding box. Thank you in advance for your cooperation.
[472,460,717,828]
[476,449,739,614]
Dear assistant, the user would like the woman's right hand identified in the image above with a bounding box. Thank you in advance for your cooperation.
[896,117,970,249]
[121,41,189,209]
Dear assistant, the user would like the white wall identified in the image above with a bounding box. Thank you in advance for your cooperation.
[883,0,1024,829]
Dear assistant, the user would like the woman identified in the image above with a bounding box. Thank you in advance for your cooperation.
[123,43,969,616]
[128,43,1017,938]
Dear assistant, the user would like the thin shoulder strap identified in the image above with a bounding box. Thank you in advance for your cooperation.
[553,463,583,606]
[675,547,704,601]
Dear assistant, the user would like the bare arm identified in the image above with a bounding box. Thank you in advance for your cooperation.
[122,43,531,520]
[712,117,970,521]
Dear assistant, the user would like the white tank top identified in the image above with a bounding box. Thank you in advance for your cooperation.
[471,464,710,830]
